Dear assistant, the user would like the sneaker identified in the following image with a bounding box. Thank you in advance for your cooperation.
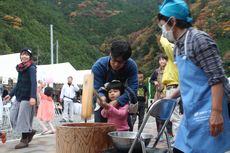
[28,130,36,143]
[15,139,28,149]
[41,130,49,135]
[41,130,54,135]
[60,119,67,122]
[0,132,7,144]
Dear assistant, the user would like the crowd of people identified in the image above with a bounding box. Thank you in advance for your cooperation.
[0,0,229,153]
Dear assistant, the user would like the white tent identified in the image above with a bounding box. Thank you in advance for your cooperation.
[0,53,21,81]
[0,53,91,85]
[74,70,91,85]
[0,53,21,84]
[37,62,91,85]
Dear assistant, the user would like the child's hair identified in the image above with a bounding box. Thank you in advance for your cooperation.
[158,53,168,61]
[44,87,53,97]
[105,80,125,101]
[138,70,144,75]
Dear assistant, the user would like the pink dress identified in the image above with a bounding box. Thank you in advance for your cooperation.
[37,90,55,122]
[101,103,129,131]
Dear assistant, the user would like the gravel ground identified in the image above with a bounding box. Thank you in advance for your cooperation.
[0,113,91,141]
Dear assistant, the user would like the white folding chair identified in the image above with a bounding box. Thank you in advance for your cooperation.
[2,103,12,131]
[54,102,62,116]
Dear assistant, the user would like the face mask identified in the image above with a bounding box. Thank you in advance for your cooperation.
[162,24,176,43]
[161,17,176,43]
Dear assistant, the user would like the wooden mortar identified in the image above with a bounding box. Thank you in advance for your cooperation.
[56,123,116,153]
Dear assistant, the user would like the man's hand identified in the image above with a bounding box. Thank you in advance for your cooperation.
[29,98,36,106]
[209,110,224,137]
[95,96,109,110]
[3,95,11,102]
[97,96,106,106]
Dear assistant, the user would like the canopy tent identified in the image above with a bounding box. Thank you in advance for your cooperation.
[37,62,91,85]
[37,62,77,84]
[74,70,91,85]
[0,53,21,81]
[0,53,91,85]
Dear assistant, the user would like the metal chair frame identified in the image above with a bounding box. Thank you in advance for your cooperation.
[1,104,12,131]
[128,99,177,153]
[54,102,62,116]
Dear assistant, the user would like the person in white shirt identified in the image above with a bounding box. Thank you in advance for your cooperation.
[60,76,79,122]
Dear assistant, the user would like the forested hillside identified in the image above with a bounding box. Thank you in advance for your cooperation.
[0,0,155,69]
[0,0,229,76]
[122,0,230,76]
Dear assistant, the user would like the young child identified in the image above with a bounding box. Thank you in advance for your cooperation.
[36,83,55,135]
[132,71,148,130]
[97,80,129,131]
[0,131,6,143]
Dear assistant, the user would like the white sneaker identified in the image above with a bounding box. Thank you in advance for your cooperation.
[94,103,101,111]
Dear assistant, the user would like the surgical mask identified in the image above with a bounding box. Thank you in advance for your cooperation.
[162,24,176,43]
[160,17,176,43]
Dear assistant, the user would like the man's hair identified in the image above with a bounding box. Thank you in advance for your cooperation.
[158,53,168,61]
[44,87,53,97]
[158,13,192,29]
[110,40,132,61]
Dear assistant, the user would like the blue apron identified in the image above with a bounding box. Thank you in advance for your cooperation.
[174,31,230,153]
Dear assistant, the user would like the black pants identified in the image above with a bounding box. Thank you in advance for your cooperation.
[132,104,145,129]
[156,118,173,136]
[94,107,107,123]
[93,96,107,123]
[173,148,184,153]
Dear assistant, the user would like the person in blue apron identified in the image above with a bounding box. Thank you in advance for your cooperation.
[157,0,230,153]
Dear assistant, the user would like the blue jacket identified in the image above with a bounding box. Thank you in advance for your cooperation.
[92,56,138,106]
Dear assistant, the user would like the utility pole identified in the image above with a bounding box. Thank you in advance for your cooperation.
[56,40,59,64]
[50,24,54,64]
[37,46,40,65]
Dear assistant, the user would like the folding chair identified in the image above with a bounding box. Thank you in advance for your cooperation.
[1,103,12,131]
[128,99,177,153]
[54,102,62,116]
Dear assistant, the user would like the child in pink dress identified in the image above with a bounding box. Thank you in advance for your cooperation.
[98,80,129,131]
[36,83,55,134]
